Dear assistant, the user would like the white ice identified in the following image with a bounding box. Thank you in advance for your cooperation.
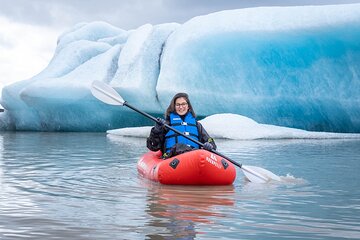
[107,113,360,140]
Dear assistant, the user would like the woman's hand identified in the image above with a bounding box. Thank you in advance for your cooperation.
[203,142,213,151]
[155,117,166,131]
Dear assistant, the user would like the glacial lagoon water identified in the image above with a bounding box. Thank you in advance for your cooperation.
[0,132,359,239]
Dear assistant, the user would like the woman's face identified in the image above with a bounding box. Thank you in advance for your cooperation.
[175,97,189,116]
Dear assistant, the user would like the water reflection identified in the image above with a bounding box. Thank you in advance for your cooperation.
[142,180,235,239]
[1,132,359,239]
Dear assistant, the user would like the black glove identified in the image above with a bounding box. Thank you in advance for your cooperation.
[154,117,166,131]
[203,142,213,151]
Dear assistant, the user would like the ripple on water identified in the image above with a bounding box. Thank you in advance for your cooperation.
[1,133,360,239]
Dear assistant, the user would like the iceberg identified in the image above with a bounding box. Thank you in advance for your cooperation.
[1,4,360,133]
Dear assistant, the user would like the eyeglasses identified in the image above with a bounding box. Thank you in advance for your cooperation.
[175,102,188,108]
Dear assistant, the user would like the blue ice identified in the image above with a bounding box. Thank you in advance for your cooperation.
[1,4,360,134]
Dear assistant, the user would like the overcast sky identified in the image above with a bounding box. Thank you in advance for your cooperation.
[1,0,360,90]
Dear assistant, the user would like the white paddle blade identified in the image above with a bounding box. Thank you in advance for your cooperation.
[91,80,125,106]
[242,165,281,183]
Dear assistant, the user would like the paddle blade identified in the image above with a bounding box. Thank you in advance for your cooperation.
[241,165,281,183]
[91,80,125,106]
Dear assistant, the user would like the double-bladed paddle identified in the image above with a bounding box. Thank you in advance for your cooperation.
[91,80,281,183]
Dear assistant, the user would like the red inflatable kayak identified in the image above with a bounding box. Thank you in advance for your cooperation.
[137,149,236,185]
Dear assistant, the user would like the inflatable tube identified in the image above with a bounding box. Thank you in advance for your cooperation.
[137,149,236,185]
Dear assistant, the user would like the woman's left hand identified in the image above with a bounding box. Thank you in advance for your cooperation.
[203,142,213,151]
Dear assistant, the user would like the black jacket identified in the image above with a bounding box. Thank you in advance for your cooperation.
[146,120,217,154]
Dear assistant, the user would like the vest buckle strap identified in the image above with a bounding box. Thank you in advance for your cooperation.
[184,132,190,135]
[181,122,188,126]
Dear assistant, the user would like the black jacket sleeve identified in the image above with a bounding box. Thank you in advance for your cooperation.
[146,123,168,152]
[197,122,217,150]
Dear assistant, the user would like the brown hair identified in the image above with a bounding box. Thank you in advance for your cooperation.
[165,92,196,120]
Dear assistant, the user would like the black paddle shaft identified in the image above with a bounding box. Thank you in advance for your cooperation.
[123,101,243,168]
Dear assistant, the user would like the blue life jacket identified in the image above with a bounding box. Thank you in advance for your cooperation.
[164,112,199,153]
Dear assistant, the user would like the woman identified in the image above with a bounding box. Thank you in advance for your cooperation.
[147,93,216,158]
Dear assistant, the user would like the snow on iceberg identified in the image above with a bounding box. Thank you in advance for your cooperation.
[1,4,360,132]
[107,113,360,140]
